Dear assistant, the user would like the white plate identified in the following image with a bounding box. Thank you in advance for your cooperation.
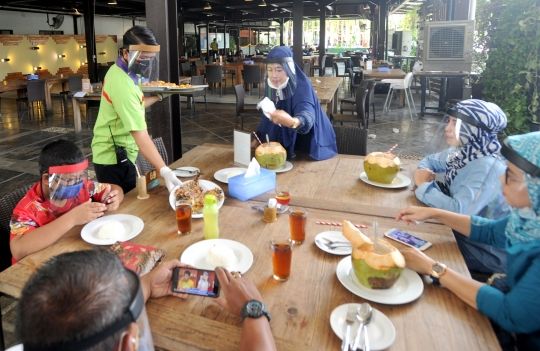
[174,167,201,178]
[169,180,225,218]
[336,256,423,304]
[359,172,411,189]
[264,161,293,173]
[81,214,144,246]
[167,85,208,93]
[213,167,248,183]
[140,86,168,92]
[315,231,352,256]
[330,303,396,351]
[180,239,254,272]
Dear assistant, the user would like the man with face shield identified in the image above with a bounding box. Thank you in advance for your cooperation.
[395,132,540,350]
[413,99,510,274]
[9,139,123,265]
[253,46,337,161]
[92,25,181,195]
[9,250,277,351]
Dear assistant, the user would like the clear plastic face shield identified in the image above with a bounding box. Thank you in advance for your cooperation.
[264,57,297,102]
[127,44,160,83]
[48,159,88,215]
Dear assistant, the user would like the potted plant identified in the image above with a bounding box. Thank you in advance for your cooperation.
[185,36,197,57]
[482,0,540,134]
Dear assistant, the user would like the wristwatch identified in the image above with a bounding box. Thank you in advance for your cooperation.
[429,262,447,285]
[290,118,301,130]
[241,300,271,322]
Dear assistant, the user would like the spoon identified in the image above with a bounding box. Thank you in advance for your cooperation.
[316,240,352,250]
[319,236,351,246]
[352,303,372,351]
[266,134,270,145]
[373,221,379,253]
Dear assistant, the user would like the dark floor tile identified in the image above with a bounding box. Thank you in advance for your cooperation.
[0,172,38,198]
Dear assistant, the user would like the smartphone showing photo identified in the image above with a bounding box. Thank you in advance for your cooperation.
[172,267,220,297]
[384,228,432,251]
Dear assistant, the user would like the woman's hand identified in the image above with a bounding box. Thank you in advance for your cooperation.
[400,247,436,275]
[395,206,435,225]
[414,169,436,187]
[268,110,294,127]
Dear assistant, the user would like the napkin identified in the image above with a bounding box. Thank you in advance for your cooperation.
[244,157,260,178]
[109,241,165,277]
[366,60,373,70]
[257,97,276,119]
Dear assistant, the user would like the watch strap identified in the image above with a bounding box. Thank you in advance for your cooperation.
[241,299,271,322]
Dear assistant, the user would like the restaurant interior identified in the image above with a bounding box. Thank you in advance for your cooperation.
[0,0,523,350]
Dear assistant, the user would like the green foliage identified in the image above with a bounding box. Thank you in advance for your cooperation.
[473,0,502,74]
[185,36,197,55]
[482,0,540,135]
[229,36,236,52]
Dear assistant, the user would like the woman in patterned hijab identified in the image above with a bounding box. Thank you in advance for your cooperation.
[395,131,540,350]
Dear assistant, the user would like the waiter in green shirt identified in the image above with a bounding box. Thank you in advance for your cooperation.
[91,25,181,194]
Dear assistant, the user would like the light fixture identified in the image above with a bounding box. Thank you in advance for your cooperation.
[204,2,211,10]
[245,0,253,2]
[73,8,81,15]
[1,58,9,62]
[270,8,278,12]
[30,46,39,50]
[79,45,86,48]
[258,0,267,6]
[34,66,42,70]
[99,52,106,55]
[58,54,65,58]
[108,0,117,4]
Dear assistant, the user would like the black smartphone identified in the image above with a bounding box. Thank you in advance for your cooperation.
[384,228,432,251]
[172,267,220,297]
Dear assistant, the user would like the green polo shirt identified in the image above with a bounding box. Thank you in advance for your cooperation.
[91,64,147,165]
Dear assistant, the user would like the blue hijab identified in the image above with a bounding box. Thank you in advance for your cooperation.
[505,132,540,250]
[257,47,337,161]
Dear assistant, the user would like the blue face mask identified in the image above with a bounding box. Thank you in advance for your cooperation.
[52,181,84,200]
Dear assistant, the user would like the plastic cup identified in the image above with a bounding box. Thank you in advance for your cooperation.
[176,199,192,235]
[271,236,292,281]
[289,207,308,244]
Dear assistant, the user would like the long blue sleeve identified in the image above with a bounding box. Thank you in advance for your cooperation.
[417,150,448,173]
[469,216,509,249]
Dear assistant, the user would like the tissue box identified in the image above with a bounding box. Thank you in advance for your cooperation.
[377,67,390,72]
[228,168,276,201]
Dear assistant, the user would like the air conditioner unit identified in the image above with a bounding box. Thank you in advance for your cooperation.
[423,20,474,71]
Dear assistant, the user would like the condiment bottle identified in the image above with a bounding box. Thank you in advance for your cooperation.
[203,194,219,239]
[263,198,278,223]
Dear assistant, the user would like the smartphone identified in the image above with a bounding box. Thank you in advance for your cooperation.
[172,267,220,297]
[384,228,432,251]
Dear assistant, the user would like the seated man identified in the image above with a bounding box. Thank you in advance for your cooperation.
[9,250,277,351]
[9,139,124,264]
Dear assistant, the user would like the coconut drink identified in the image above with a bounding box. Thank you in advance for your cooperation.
[364,152,401,184]
[255,142,287,170]
[343,220,405,289]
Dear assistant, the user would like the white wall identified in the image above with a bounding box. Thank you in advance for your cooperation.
[0,11,75,34]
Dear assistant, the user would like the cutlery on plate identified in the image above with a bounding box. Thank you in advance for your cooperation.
[319,237,351,246]
[175,168,199,174]
[317,240,352,250]
[352,303,372,351]
[342,305,356,351]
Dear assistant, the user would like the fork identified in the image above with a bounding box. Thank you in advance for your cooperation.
[342,305,356,351]
[317,240,352,250]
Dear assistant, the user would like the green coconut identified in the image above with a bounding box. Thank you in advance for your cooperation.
[255,142,287,170]
[364,152,400,184]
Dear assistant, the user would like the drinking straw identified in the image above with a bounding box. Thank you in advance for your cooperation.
[386,144,398,155]
[316,221,368,229]
[373,220,379,253]
[253,132,263,145]
[135,163,142,178]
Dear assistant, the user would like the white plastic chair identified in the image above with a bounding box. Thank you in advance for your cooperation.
[381,72,417,121]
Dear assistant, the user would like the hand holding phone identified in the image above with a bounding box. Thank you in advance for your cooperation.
[384,228,432,251]
[172,267,220,297]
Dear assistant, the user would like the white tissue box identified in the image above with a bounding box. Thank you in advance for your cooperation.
[228,168,276,201]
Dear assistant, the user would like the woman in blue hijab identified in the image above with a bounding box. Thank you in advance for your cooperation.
[396,131,540,350]
[254,46,337,161]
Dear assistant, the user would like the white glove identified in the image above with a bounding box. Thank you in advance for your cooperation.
[160,167,182,193]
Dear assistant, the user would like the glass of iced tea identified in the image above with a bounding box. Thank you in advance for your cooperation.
[288,207,308,244]
[271,236,293,281]
[176,199,192,235]
[275,185,291,210]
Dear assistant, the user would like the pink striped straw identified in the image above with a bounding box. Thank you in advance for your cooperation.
[386,144,398,155]
[316,221,368,229]
[252,132,263,145]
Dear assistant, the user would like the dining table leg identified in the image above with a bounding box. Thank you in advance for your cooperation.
[71,97,82,133]
[45,82,54,116]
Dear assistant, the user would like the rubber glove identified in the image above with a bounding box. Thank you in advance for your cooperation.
[155,92,177,100]
[160,167,182,193]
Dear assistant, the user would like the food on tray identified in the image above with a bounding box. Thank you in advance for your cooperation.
[343,220,405,289]
[364,152,401,184]
[206,244,236,268]
[141,81,191,88]
[97,221,125,239]
[174,174,224,214]
[255,142,287,170]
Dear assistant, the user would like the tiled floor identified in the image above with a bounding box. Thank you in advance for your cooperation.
[0,72,443,347]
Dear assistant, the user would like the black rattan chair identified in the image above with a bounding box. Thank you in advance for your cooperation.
[330,87,369,129]
[234,84,260,131]
[243,65,263,98]
[16,79,47,120]
[136,137,169,175]
[180,75,207,113]
[310,55,327,77]
[205,65,226,96]
[333,125,368,156]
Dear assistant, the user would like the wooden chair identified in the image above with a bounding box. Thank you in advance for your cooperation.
[205,65,226,96]
[136,137,169,175]
[234,84,260,131]
[330,87,369,129]
[243,65,263,98]
[333,125,368,156]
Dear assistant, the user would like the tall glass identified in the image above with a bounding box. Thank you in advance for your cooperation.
[271,237,292,281]
[288,207,308,244]
[176,199,192,235]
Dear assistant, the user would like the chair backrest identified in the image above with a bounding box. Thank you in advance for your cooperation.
[27,79,47,103]
[0,183,34,271]
[190,75,206,97]
[303,62,311,76]
[205,65,223,83]
[195,60,203,67]
[136,137,169,175]
[319,55,327,71]
[351,56,362,68]
[365,80,376,111]
[333,125,368,156]
[243,65,262,84]
[97,65,110,83]
[68,75,83,91]
[181,62,192,76]
[354,87,369,121]
[234,84,245,115]
[404,72,414,87]
[208,56,214,64]
[325,55,334,67]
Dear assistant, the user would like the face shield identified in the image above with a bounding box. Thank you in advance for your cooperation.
[127,44,160,84]
[264,57,297,102]
[48,160,88,215]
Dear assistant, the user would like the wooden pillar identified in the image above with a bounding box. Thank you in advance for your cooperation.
[83,0,97,82]
[292,0,303,66]
[145,0,182,161]
[319,5,326,55]
[279,18,284,46]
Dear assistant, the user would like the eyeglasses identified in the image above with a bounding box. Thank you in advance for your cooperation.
[505,167,525,184]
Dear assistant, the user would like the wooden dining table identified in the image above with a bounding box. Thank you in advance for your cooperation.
[309,76,343,116]
[0,143,501,351]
